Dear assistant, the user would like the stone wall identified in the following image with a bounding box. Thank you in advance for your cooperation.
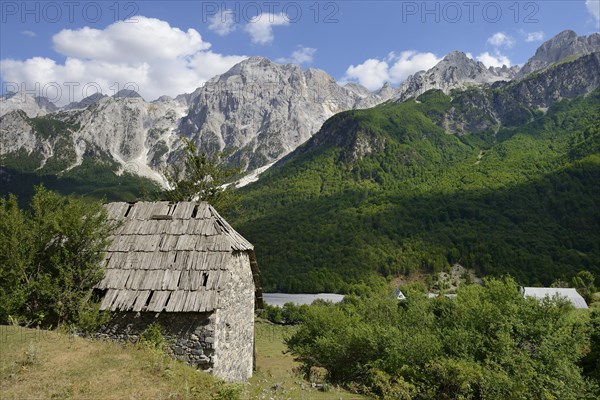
[212,251,255,381]
[96,311,216,370]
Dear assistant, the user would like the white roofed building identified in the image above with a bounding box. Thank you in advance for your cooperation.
[521,287,588,309]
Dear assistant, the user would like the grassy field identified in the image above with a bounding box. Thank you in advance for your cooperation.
[248,321,366,399]
[0,325,222,399]
[0,321,366,400]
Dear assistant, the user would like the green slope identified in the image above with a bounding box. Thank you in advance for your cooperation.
[0,163,159,206]
[232,89,600,292]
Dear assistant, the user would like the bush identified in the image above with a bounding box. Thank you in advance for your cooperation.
[212,383,242,400]
[0,185,117,327]
[139,323,165,350]
[286,277,597,398]
[76,300,111,334]
[257,302,308,325]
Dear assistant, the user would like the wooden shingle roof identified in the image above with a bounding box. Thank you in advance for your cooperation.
[97,201,260,313]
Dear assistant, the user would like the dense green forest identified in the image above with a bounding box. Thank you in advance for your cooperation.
[0,164,158,206]
[232,89,600,292]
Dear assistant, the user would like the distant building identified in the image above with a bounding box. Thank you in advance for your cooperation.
[263,293,345,307]
[521,287,588,309]
[95,201,262,381]
[427,292,457,299]
[393,288,407,301]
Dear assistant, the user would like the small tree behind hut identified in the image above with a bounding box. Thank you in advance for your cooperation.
[0,186,117,327]
[161,137,239,209]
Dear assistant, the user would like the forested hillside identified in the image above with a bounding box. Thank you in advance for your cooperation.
[232,86,600,292]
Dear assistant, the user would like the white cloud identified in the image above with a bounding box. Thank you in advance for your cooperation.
[476,51,512,68]
[344,59,391,91]
[244,13,289,45]
[276,46,316,65]
[208,9,237,36]
[53,17,209,63]
[0,17,246,105]
[524,31,545,42]
[21,30,36,37]
[487,32,515,48]
[388,51,441,82]
[587,0,600,27]
[342,51,441,91]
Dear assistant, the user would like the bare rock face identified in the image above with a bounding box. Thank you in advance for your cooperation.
[59,95,187,180]
[393,51,519,102]
[442,52,600,135]
[0,110,40,154]
[517,30,600,78]
[63,93,107,111]
[0,92,56,118]
[1,58,387,178]
[179,57,390,170]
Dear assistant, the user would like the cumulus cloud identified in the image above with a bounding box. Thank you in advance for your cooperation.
[524,31,545,42]
[344,59,390,90]
[21,30,36,37]
[476,51,512,68]
[342,51,441,91]
[487,32,515,48]
[587,0,600,27]
[0,16,247,105]
[276,46,316,65]
[388,51,441,82]
[244,13,289,45]
[52,17,209,63]
[208,9,237,36]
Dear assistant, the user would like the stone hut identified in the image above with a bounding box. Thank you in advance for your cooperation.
[95,201,262,382]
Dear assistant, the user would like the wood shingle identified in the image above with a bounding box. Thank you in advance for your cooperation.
[96,201,260,313]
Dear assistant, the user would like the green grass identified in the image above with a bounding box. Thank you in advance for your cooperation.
[0,325,222,399]
[248,320,367,399]
[0,322,367,400]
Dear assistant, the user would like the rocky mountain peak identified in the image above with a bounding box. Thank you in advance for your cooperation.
[442,50,472,64]
[344,83,372,98]
[34,96,59,113]
[113,89,143,99]
[178,57,393,171]
[376,82,394,98]
[393,50,516,102]
[553,29,578,41]
[0,91,54,118]
[517,30,600,77]
[154,95,174,102]
[63,92,107,110]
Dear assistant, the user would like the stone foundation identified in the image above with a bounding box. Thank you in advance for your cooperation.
[96,311,216,370]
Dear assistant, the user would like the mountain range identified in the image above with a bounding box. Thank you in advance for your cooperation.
[1,29,599,292]
[2,29,599,194]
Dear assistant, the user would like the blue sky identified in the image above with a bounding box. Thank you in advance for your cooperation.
[1,1,598,104]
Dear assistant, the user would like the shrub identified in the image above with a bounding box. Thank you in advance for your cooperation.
[286,277,596,398]
[0,185,117,327]
[139,323,165,350]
